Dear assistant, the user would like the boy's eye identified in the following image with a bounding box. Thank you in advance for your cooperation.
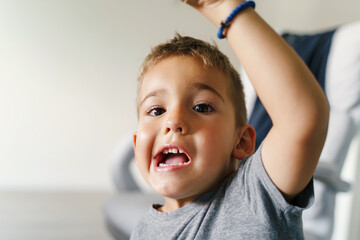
[148,107,166,116]
[193,103,214,113]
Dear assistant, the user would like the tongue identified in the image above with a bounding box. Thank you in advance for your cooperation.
[164,154,188,165]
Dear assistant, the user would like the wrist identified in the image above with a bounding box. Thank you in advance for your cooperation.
[217,1,255,39]
[201,0,247,27]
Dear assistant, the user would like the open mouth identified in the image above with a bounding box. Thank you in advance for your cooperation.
[155,147,191,167]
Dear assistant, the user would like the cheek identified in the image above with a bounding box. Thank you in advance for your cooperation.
[134,125,157,171]
[207,116,235,139]
[198,121,235,155]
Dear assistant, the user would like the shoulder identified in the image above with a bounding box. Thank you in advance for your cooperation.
[233,143,314,228]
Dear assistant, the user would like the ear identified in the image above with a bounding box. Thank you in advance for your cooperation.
[232,124,256,159]
[133,132,137,151]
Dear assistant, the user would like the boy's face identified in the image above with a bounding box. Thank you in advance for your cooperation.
[134,56,241,210]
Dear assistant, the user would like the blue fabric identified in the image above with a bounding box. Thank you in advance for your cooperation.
[249,29,336,150]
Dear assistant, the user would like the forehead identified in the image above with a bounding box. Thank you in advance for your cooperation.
[138,56,231,98]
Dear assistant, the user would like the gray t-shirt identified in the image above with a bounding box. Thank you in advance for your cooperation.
[130,145,314,240]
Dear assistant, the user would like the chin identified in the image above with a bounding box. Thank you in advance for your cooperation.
[153,182,194,199]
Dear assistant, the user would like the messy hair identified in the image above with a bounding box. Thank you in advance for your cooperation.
[137,34,247,126]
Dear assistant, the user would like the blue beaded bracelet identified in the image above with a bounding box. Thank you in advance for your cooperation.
[217,1,256,39]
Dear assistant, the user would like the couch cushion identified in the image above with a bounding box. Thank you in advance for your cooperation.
[104,192,163,239]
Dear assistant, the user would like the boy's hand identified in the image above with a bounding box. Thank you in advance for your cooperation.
[181,0,246,27]
[181,0,222,7]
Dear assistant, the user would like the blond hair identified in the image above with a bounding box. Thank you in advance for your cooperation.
[137,34,247,126]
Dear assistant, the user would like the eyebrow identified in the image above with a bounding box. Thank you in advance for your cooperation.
[139,88,167,107]
[138,82,225,108]
[192,82,225,103]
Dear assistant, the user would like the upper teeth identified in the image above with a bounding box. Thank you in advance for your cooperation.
[163,148,183,154]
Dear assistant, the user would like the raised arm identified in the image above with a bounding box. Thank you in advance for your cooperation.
[182,0,329,201]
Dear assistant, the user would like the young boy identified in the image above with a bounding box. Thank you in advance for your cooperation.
[131,0,329,239]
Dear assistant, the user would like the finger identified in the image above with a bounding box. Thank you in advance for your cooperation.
[180,0,199,6]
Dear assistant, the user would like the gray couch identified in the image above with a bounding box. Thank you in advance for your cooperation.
[103,139,163,239]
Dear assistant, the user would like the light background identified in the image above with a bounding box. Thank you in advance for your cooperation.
[1,1,360,239]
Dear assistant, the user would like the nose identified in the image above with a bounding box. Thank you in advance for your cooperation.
[164,108,188,135]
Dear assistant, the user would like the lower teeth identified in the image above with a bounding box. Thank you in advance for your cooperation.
[159,162,184,167]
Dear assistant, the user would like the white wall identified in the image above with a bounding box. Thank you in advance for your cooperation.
[0,0,359,191]
[257,0,360,33]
